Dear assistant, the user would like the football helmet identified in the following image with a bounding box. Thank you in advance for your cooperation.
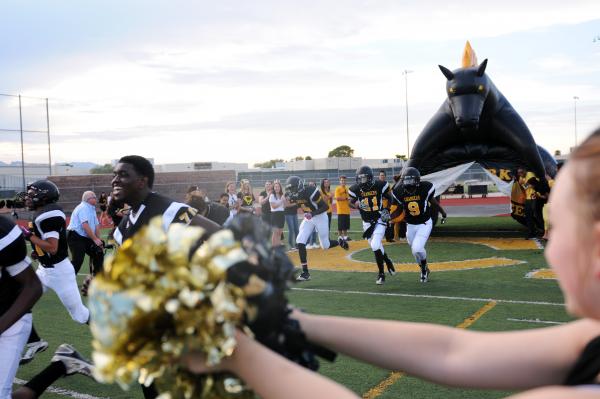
[285,176,304,195]
[355,165,374,190]
[401,167,421,194]
[25,180,60,210]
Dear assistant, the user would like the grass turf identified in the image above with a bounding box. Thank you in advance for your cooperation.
[14,216,569,398]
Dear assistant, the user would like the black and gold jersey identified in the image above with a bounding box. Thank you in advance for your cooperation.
[114,192,198,245]
[0,216,31,317]
[294,187,325,215]
[392,181,436,225]
[32,203,69,266]
[237,191,256,212]
[348,180,390,223]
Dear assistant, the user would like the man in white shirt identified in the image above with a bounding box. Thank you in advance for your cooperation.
[67,190,104,275]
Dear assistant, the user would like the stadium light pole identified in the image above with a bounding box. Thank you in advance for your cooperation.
[573,96,579,148]
[46,98,52,176]
[18,94,26,191]
[403,69,414,159]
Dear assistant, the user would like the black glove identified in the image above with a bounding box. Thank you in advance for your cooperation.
[225,215,336,370]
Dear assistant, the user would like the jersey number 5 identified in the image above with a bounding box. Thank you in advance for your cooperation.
[407,201,420,216]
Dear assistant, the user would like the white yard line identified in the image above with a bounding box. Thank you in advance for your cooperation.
[13,378,109,399]
[507,318,565,325]
[291,287,565,307]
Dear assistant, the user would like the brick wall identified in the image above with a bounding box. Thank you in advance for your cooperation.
[48,170,236,213]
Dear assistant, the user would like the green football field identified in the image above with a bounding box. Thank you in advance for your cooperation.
[14,217,570,399]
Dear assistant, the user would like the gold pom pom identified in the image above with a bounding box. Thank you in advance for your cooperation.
[89,217,253,398]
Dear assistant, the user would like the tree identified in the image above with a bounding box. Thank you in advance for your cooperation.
[90,164,114,174]
[294,156,305,161]
[395,154,407,160]
[328,145,354,158]
[253,159,283,169]
[305,156,312,160]
[554,149,562,156]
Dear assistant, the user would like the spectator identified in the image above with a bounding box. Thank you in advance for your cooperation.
[219,193,229,208]
[67,191,104,275]
[284,195,299,251]
[185,190,232,226]
[517,168,541,239]
[237,179,256,215]
[225,182,240,216]
[539,174,555,241]
[98,191,108,225]
[259,181,273,226]
[269,180,286,247]
[335,176,351,242]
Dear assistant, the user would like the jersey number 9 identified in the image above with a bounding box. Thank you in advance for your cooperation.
[407,201,420,216]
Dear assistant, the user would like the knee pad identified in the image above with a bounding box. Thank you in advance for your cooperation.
[72,307,90,324]
[413,250,426,264]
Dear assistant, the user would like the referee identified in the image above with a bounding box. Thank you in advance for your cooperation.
[67,191,104,275]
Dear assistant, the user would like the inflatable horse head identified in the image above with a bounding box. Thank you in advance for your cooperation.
[439,45,490,131]
[407,42,555,181]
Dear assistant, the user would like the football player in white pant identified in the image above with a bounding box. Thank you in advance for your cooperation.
[0,215,42,398]
[0,216,93,399]
[285,176,349,281]
[18,180,90,364]
[348,166,396,285]
[392,167,447,282]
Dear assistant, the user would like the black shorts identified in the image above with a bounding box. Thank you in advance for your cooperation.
[337,214,350,231]
[271,212,285,229]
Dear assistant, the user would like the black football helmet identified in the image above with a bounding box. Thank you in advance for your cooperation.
[355,165,374,190]
[25,180,60,210]
[401,167,421,194]
[285,176,304,195]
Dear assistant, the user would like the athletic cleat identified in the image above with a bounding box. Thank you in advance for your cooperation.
[51,344,95,378]
[296,272,311,281]
[338,237,349,250]
[376,273,385,285]
[20,340,49,364]
[386,263,396,276]
[420,265,430,283]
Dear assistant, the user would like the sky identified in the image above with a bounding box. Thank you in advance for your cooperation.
[0,0,599,167]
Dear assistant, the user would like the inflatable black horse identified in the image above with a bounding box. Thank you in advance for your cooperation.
[407,42,556,180]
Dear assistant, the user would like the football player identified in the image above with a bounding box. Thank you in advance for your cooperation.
[348,166,396,285]
[19,180,90,364]
[111,155,220,399]
[285,176,349,281]
[391,167,447,283]
[0,215,42,397]
[111,155,220,246]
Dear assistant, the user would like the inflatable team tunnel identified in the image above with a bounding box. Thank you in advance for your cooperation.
[407,42,556,226]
